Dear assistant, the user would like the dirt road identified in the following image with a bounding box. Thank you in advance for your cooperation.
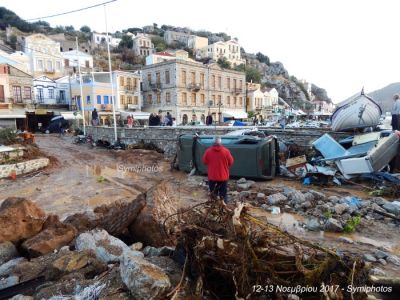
[1,134,399,277]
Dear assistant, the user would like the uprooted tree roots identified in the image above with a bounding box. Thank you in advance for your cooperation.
[170,201,369,299]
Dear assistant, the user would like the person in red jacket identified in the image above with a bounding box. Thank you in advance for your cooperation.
[202,136,234,204]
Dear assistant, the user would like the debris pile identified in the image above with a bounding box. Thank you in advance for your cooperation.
[174,202,369,299]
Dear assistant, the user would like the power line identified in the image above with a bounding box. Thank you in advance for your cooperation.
[25,0,117,21]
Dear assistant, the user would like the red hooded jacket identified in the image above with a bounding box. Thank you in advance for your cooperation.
[202,145,234,181]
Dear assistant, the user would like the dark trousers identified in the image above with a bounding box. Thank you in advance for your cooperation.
[208,180,228,203]
[392,114,400,131]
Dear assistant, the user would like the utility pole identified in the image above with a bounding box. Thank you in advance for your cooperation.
[104,4,117,142]
[76,37,86,135]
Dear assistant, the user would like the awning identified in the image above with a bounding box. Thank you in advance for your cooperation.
[61,112,83,120]
[0,109,26,119]
[120,111,151,120]
[222,110,248,119]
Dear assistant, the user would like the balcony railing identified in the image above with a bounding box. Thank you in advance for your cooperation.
[188,83,201,92]
[150,82,162,91]
[232,88,242,95]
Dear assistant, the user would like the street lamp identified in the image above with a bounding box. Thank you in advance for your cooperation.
[217,100,223,125]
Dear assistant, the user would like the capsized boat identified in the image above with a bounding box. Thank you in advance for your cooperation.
[331,91,382,131]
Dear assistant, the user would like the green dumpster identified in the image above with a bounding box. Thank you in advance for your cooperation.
[177,134,279,180]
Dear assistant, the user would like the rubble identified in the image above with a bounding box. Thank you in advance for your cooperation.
[0,241,18,265]
[75,229,143,264]
[120,252,171,300]
[21,215,77,257]
[0,197,46,243]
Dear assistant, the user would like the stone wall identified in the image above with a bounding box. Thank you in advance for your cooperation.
[0,158,49,178]
[86,126,348,156]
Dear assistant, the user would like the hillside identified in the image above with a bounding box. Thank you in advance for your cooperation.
[0,7,332,109]
[341,83,400,113]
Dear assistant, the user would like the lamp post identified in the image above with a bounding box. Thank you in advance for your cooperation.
[217,100,223,125]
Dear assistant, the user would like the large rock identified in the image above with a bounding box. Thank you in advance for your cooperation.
[21,215,77,257]
[267,193,288,205]
[0,241,18,265]
[0,197,46,243]
[305,218,321,231]
[0,275,19,290]
[0,257,26,277]
[382,202,400,215]
[120,252,171,300]
[324,218,343,232]
[129,181,178,247]
[287,190,306,204]
[334,203,349,215]
[75,229,143,264]
[308,190,326,200]
[48,250,107,280]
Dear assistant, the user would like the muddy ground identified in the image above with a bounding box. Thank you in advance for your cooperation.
[1,134,399,278]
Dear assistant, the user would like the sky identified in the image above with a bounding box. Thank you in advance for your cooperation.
[2,0,400,103]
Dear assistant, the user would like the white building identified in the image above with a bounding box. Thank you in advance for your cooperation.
[145,50,194,65]
[23,34,64,79]
[199,39,245,66]
[92,32,121,48]
[263,88,279,108]
[33,76,57,104]
[0,50,31,74]
[55,76,71,106]
[62,50,93,74]
[132,33,155,57]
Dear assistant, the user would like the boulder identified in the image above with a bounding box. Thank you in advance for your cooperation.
[0,257,26,277]
[369,267,386,276]
[287,191,306,204]
[142,246,175,257]
[48,250,107,280]
[0,275,19,290]
[386,255,400,266]
[256,193,266,201]
[378,259,387,266]
[0,241,18,265]
[374,249,389,259]
[120,252,171,300]
[324,218,343,232]
[239,191,251,200]
[308,190,326,200]
[267,193,288,205]
[305,218,321,231]
[301,201,312,209]
[21,215,77,257]
[363,254,377,263]
[130,242,143,251]
[146,256,183,287]
[237,181,255,190]
[382,202,400,215]
[0,197,46,243]
[129,181,178,247]
[237,178,247,184]
[75,229,143,264]
[327,195,340,204]
[303,192,315,202]
[334,203,349,215]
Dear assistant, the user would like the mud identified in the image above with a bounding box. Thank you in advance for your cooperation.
[1,133,399,279]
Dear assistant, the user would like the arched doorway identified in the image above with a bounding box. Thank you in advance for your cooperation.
[201,114,205,124]
[182,114,188,125]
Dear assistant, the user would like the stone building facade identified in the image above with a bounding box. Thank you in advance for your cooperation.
[141,60,246,124]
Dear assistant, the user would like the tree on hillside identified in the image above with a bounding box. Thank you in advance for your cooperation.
[256,52,270,65]
[65,25,75,32]
[217,57,231,69]
[126,27,143,34]
[80,25,91,33]
[8,34,17,50]
[235,64,262,83]
[0,7,34,31]
[151,36,167,52]
[119,35,133,49]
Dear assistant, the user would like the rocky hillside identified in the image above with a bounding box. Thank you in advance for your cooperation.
[341,82,400,113]
[0,7,332,108]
